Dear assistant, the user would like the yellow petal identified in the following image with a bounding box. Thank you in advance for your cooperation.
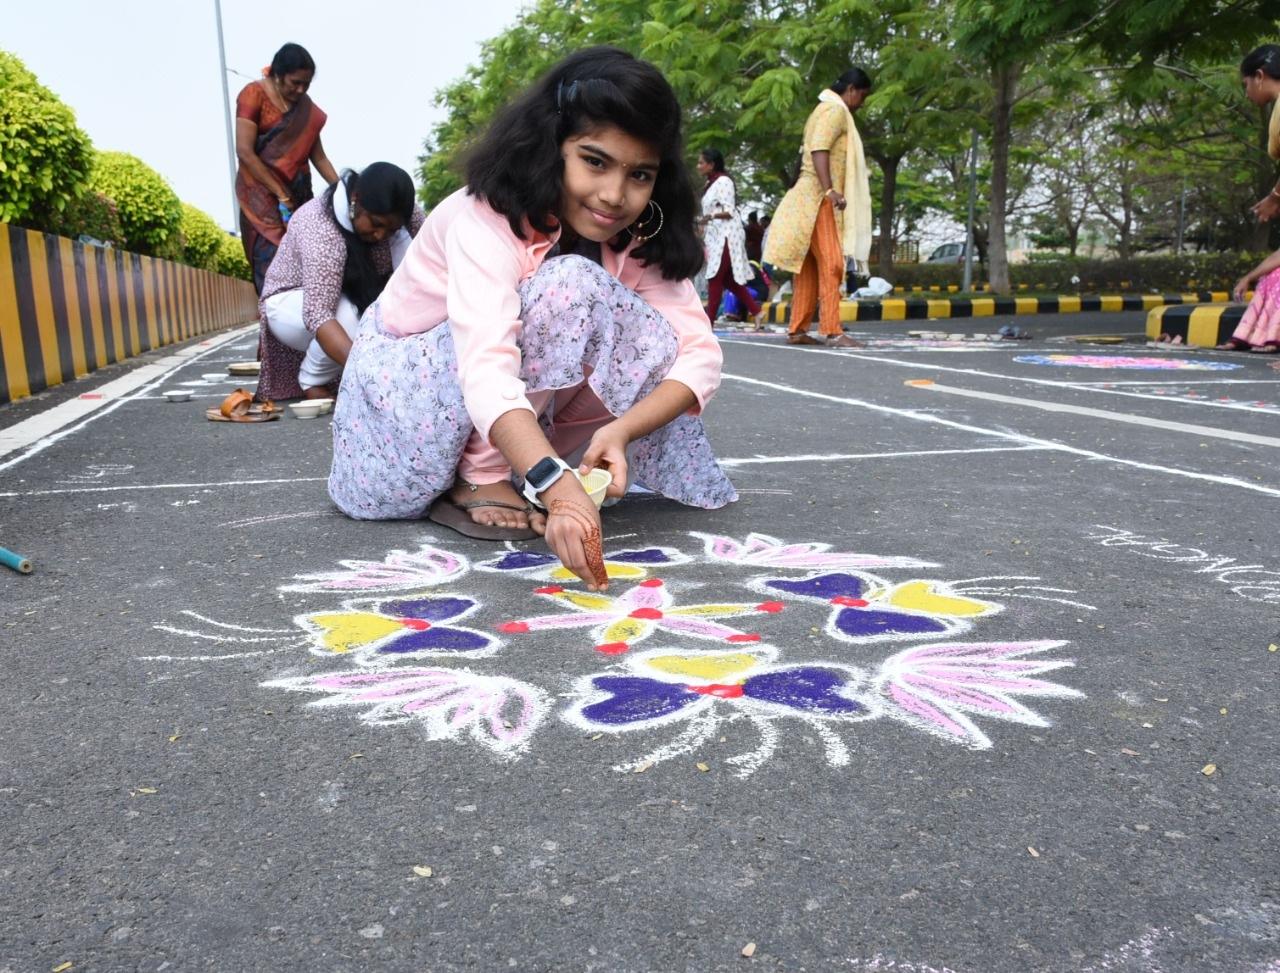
[550,563,646,581]
[646,652,758,681]
[696,762,710,772]
[306,612,403,654]
[412,866,433,877]
[1201,764,1216,776]
[668,603,751,618]
[601,617,649,644]
[52,964,73,972]
[884,581,995,618]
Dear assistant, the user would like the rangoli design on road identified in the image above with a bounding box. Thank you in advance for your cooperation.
[1014,354,1242,370]
[149,531,1092,776]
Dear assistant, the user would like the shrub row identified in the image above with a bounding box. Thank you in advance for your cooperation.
[883,253,1259,293]
[1,51,250,282]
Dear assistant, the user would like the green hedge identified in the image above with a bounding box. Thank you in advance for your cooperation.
[214,234,252,282]
[51,190,123,245]
[87,150,182,256]
[0,51,93,228]
[885,253,1261,293]
[180,203,224,271]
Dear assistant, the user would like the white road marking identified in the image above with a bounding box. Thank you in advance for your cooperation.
[724,340,1279,414]
[907,380,1280,448]
[720,371,1280,499]
[0,325,256,470]
[0,476,326,499]
[719,445,1047,467]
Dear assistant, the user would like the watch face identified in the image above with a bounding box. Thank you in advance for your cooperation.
[527,456,561,489]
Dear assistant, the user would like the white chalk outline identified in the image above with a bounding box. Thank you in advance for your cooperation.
[719,372,1280,499]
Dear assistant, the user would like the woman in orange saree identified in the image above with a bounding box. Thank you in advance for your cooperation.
[234,42,338,293]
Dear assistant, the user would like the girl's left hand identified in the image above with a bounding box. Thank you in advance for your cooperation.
[579,422,630,499]
[1251,194,1280,223]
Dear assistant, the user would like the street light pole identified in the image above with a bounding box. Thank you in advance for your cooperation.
[214,0,239,231]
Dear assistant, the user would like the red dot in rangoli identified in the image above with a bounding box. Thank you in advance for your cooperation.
[639,579,664,588]
[831,596,869,607]
[629,607,663,620]
[595,642,629,655]
[534,585,564,595]
[498,621,530,634]
[755,601,784,613]
[690,683,745,698]
[401,619,432,631]
[726,633,761,643]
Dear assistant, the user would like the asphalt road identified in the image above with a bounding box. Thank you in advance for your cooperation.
[2,311,1278,973]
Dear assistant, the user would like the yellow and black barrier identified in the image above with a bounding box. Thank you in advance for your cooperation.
[0,223,258,406]
[762,291,1233,326]
[1146,303,1244,346]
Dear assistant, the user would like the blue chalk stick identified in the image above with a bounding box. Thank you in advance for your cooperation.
[0,546,32,574]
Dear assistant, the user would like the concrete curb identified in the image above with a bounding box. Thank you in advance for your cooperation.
[1146,303,1245,346]
[762,291,1232,325]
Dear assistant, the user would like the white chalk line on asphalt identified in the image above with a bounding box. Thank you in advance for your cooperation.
[719,371,1280,499]
[0,447,1043,499]
[908,381,1280,449]
[718,445,1047,467]
[0,324,257,472]
[721,339,1280,414]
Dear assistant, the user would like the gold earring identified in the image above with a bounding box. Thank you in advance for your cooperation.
[628,200,664,243]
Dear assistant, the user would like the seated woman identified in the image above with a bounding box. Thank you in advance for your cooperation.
[1218,45,1280,354]
[259,162,424,399]
[328,47,737,588]
[1219,247,1280,353]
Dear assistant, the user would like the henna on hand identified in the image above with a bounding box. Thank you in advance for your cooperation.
[548,498,608,587]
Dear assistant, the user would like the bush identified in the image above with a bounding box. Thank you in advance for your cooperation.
[886,253,1262,293]
[214,234,252,282]
[86,150,182,256]
[180,203,224,271]
[0,51,94,229]
[51,190,123,245]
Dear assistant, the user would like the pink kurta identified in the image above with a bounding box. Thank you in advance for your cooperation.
[379,189,722,440]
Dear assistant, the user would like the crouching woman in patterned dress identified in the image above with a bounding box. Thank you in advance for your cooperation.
[328,47,737,589]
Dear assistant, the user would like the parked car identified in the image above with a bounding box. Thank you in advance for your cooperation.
[926,242,967,264]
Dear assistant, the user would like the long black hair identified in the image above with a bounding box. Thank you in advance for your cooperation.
[699,148,726,173]
[1241,45,1280,79]
[832,67,873,94]
[324,162,416,314]
[270,43,315,78]
[464,46,703,281]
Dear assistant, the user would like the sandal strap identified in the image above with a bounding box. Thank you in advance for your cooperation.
[220,388,252,418]
[453,498,534,514]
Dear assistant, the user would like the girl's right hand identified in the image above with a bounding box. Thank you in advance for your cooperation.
[543,493,608,590]
[1233,275,1253,302]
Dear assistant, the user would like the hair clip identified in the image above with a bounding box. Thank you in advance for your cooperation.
[555,79,580,113]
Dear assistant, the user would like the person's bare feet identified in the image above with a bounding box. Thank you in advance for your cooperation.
[450,481,547,534]
[301,385,333,400]
[826,334,864,348]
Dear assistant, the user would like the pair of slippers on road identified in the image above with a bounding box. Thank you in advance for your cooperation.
[1215,337,1280,353]
[786,333,864,348]
[205,388,281,422]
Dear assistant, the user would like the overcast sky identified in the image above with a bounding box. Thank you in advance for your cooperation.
[7,0,527,230]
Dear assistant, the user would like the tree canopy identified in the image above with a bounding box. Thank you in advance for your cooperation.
[418,0,1280,291]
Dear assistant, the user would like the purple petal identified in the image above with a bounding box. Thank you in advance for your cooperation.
[744,667,863,714]
[378,626,492,654]
[381,596,474,622]
[581,676,697,725]
[767,573,866,601]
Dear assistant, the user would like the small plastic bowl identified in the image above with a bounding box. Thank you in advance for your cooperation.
[575,468,614,508]
[163,389,192,402]
[308,397,335,415]
[288,401,326,420]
